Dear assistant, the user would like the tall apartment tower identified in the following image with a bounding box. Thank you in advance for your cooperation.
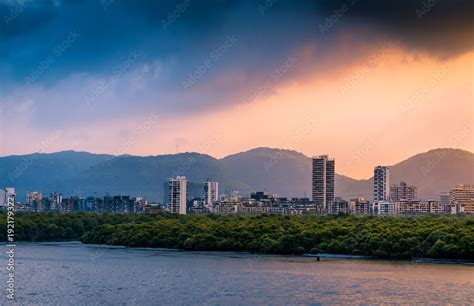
[373,166,390,201]
[312,155,335,212]
[168,176,187,214]
[204,179,219,208]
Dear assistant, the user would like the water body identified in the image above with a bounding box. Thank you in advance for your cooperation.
[2,242,473,305]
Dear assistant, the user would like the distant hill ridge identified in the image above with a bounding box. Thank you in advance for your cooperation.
[0,148,472,202]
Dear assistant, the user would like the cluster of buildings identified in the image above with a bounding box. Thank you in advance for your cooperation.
[368,166,473,215]
[1,154,473,215]
[1,189,150,213]
[166,155,474,215]
[168,178,317,215]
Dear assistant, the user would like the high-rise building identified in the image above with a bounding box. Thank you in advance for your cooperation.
[373,166,390,202]
[390,181,417,202]
[312,155,335,212]
[204,179,219,208]
[169,176,187,214]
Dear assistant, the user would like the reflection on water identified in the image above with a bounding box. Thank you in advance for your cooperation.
[2,242,473,305]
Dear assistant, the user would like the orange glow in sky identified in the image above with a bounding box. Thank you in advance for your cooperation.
[2,48,473,179]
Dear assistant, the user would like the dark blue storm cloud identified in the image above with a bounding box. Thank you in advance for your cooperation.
[0,0,472,128]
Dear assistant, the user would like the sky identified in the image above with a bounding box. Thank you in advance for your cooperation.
[0,0,473,179]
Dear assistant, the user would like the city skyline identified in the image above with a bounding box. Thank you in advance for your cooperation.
[4,149,471,208]
[1,147,472,204]
[1,1,473,304]
[1,1,473,179]
[5,181,474,215]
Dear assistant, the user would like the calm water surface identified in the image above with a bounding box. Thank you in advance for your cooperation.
[2,242,473,305]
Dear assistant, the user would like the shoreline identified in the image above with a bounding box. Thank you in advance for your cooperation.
[7,241,474,265]
[4,213,473,263]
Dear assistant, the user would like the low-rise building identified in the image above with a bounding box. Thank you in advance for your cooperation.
[371,200,394,215]
[349,198,370,215]
[390,181,417,202]
[449,184,474,202]
[448,185,474,215]
[330,197,350,214]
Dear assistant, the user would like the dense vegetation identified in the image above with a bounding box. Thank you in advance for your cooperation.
[1,213,473,259]
[0,212,166,242]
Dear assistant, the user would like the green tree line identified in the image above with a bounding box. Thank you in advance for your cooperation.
[0,212,168,241]
[1,213,473,259]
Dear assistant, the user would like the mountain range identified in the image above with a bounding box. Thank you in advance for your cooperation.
[0,148,472,202]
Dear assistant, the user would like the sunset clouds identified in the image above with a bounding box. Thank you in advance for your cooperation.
[0,0,472,178]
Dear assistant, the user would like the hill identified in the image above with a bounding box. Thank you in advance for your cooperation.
[221,147,474,200]
[0,148,472,202]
